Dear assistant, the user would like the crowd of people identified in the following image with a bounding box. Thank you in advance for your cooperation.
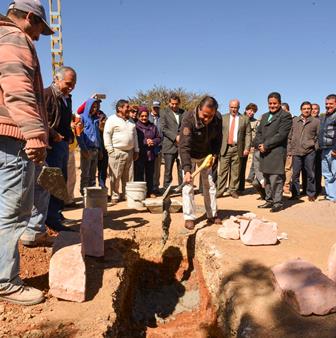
[0,0,335,307]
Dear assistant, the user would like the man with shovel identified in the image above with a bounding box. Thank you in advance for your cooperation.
[179,96,223,230]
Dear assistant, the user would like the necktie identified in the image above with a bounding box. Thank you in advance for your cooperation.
[228,116,236,145]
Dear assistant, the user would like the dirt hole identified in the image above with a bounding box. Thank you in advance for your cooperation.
[109,245,220,338]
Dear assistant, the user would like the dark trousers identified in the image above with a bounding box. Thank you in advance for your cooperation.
[264,173,284,206]
[134,156,155,194]
[163,152,183,189]
[315,150,322,196]
[238,156,248,191]
[291,152,316,197]
[98,149,108,188]
[46,141,69,226]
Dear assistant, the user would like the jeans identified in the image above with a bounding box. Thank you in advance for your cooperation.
[22,164,50,241]
[322,148,336,201]
[0,136,35,294]
[291,152,316,197]
[80,148,99,195]
[46,141,69,226]
[98,149,108,188]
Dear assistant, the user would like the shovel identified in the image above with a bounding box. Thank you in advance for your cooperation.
[37,165,69,201]
[161,154,215,248]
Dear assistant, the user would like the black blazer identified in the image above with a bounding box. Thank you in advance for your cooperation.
[254,109,292,175]
[160,108,184,154]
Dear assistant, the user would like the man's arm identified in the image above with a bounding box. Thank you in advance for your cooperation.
[178,118,193,173]
[103,117,114,154]
[0,31,47,148]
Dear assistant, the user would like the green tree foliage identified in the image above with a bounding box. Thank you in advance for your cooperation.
[129,86,208,111]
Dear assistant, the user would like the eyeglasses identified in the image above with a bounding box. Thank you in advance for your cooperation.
[131,110,138,113]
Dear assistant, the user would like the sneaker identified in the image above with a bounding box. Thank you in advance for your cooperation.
[308,196,316,202]
[21,232,54,247]
[184,220,195,230]
[230,191,239,199]
[270,204,283,213]
[0,286,44,306]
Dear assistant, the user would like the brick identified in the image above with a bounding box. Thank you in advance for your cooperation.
[217,219,240,240]
[81,208,104,257]
[272,259,336,316]
[241,212,257,219]
[49,243,86,302]
[240,218,278,246]
[327,243,336,282]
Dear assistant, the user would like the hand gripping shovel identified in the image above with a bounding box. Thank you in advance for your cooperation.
[37,165,69,201]
[161,154,215,248]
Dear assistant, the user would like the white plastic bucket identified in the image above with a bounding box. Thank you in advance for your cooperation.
[126,181,147,209]
[84,187,108,215]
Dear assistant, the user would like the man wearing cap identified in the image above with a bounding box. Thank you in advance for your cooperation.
[149,101,163,194]
[0,0,53,305]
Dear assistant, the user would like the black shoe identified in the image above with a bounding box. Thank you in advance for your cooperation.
[270,204,283,213]
[230,191,239,199]
[258,202,273,209]
[289,195,299,200]
[47,223,77,232]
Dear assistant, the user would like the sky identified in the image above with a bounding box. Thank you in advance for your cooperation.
[1,0,336,116]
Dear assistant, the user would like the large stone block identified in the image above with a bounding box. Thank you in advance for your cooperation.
[81,208,104,257]
[240,218,278,246]
[272,259,336,316]
[49,243,86,302]
[217,219,240,240]
[327,243,336,282]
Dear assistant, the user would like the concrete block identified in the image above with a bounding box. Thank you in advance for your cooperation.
[272,259,336,316]
[327,243,336,282]
[81,208,104,257]
[217,219,240,240]
[49,243,86,302]
[240,218,278,246]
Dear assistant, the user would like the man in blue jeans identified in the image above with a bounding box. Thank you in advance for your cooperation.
[0,0,53,305]
[319,94,336,202]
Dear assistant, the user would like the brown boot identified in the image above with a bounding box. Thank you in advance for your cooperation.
[184,220,195,230]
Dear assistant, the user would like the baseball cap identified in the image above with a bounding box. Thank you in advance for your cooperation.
[152,101,160,107]
[8,0,54,35]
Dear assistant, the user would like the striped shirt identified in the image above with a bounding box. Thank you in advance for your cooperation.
[0,14,48,148]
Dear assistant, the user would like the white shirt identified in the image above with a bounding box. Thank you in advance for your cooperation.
[103,114,139,153]
[229,114,240,144]
[173,111,180,124]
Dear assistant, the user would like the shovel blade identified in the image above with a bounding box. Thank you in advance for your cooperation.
[37,166,69,201]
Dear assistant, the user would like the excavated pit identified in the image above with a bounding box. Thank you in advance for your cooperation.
[107,244,220,338]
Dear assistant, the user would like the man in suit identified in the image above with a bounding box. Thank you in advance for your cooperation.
[217,99,252,198]
[255,92,292,212]
[160,94,184,189]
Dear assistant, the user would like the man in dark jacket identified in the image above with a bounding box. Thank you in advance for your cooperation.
[319,94,336,202]
[45,66,77,230]
[288,101,319,201]
[255,92,292,212]
[160,94,184,189]
[179,96,223,230]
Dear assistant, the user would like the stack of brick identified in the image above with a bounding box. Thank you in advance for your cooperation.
[49,208,104,303]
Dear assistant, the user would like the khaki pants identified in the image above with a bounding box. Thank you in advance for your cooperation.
[284,155,292,188]
[66,150,76,203]
[182,158,217,221]
[108,148,134,200]
[217,145,241,195]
